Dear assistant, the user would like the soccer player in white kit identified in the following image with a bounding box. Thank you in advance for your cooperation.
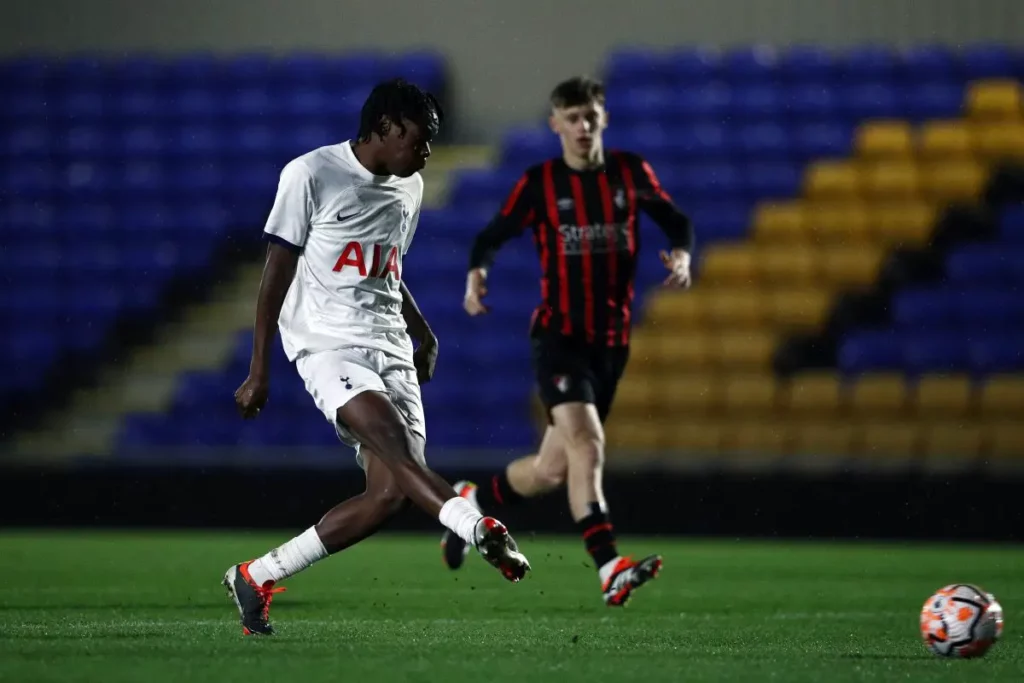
[222,79,531,636]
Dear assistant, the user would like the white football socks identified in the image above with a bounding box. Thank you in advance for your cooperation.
[247,526,328,587]
[439,496,484,546]
[599,557,624,586]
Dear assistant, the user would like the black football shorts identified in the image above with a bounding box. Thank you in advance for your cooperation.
[531,333,629,424]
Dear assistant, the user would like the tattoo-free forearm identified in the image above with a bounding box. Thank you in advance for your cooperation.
[250,243,299,376]
[400,281,434,344]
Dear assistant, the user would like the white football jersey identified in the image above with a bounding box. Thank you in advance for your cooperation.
[263,141,422,362]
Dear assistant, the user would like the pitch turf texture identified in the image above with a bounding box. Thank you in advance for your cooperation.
[1,533,1021,682]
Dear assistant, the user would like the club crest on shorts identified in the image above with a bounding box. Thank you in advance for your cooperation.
[552,374,571,393]
[340,376,352,390]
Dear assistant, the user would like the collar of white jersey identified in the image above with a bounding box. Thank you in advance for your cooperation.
[338,140,398,184]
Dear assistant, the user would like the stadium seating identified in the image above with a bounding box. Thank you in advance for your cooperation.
[1,51,445,430]
[5,45,1024,462]
[590,46,1024,461]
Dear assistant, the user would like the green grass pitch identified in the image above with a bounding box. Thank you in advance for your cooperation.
[0,531,1021,682]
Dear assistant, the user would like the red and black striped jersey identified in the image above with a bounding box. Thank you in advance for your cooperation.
[469,151,693,347]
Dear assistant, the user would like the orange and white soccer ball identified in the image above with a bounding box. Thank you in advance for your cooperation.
[920,584,1004,658]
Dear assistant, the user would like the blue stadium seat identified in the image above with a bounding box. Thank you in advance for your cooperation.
[946,245,1024,285]
[786,85,839,120]
[841,46,896,83]
[664,47,719,84]
[669,86,732,120]
[891,289,956,329]
[743,162,801,198]
[501,127,558,167]
[999,206,1024,244]
[779,47,837,83]
[733,85,785,121]
[903,83,963,120]
[722,47,779,83]
[903,334,970,374]
[735,123,791,160]
[838,332,903,373]
[898,46,957,84]
[839,83,901,121]
[970,336,1024,374]
[961,45,1016,80]
[791,123,852,160]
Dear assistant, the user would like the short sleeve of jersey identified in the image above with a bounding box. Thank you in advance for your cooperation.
[403,203,421,256]
[263,159,316,252]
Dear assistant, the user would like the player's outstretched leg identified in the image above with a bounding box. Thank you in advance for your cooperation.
[442,426,567,570]
[223,448,412,636]
[339,391,530,583]
[555,402,662,607]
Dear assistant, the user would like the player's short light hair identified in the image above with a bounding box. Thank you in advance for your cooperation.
[550,76,606,109]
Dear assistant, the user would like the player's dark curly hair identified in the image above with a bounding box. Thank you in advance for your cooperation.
[550,76,605,109]
[356,78,444,143]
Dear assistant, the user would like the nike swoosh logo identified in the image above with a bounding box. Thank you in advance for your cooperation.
[336,211,359,222]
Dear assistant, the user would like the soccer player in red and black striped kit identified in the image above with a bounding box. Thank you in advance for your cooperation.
[441,76,694,606]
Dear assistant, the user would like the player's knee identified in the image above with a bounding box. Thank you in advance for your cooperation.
[369,487,409,517]
[534,459,568,488]
[563,426,605,470]
[343,411,416,464]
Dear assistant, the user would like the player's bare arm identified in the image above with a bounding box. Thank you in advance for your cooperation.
[399,281,438,383]
[234,242,299,419]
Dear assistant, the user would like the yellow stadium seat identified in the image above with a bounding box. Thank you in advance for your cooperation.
[699,245,757,286]
[966,80,1023,120]
[768,289,831,330]
[715,332,776,369]
[856,120,914,158]
[705,290,767,329]
[784,373,843,416]
[645,291,703,328]
[988,422,1024,459]
[918,121,976,159]
[914,375,973,418]
[805,202,871,244]
[722,375,778,415]
[759,247,818,285]
[869,202,936,247]
[613,379,659,419]
[659,420,722,453]
[922,423,984,459]
[660,375,722,416]
[723,421,790,455]
[805,161,862,199]
[654,334,712,368]
[754,203,805,243]
[975,123,1024,161]
[790,421,854,456]
[863,161,921,199]
[921,160,987,202]
[858,422,921,458]
[849,374,908,416]
[819,246,884,288]
[625,334,659,369]
[979,375,1024,418]
[606,419,661,452]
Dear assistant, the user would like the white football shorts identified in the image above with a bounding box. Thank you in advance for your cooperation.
[295,345,425,469]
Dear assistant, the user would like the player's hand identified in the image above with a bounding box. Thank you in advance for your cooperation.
[414,334,439,384]
[235,372,269,419]
[660,249,692,289]
[464,268,490,316]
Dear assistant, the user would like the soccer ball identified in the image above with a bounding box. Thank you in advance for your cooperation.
[920,584,1004,658]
